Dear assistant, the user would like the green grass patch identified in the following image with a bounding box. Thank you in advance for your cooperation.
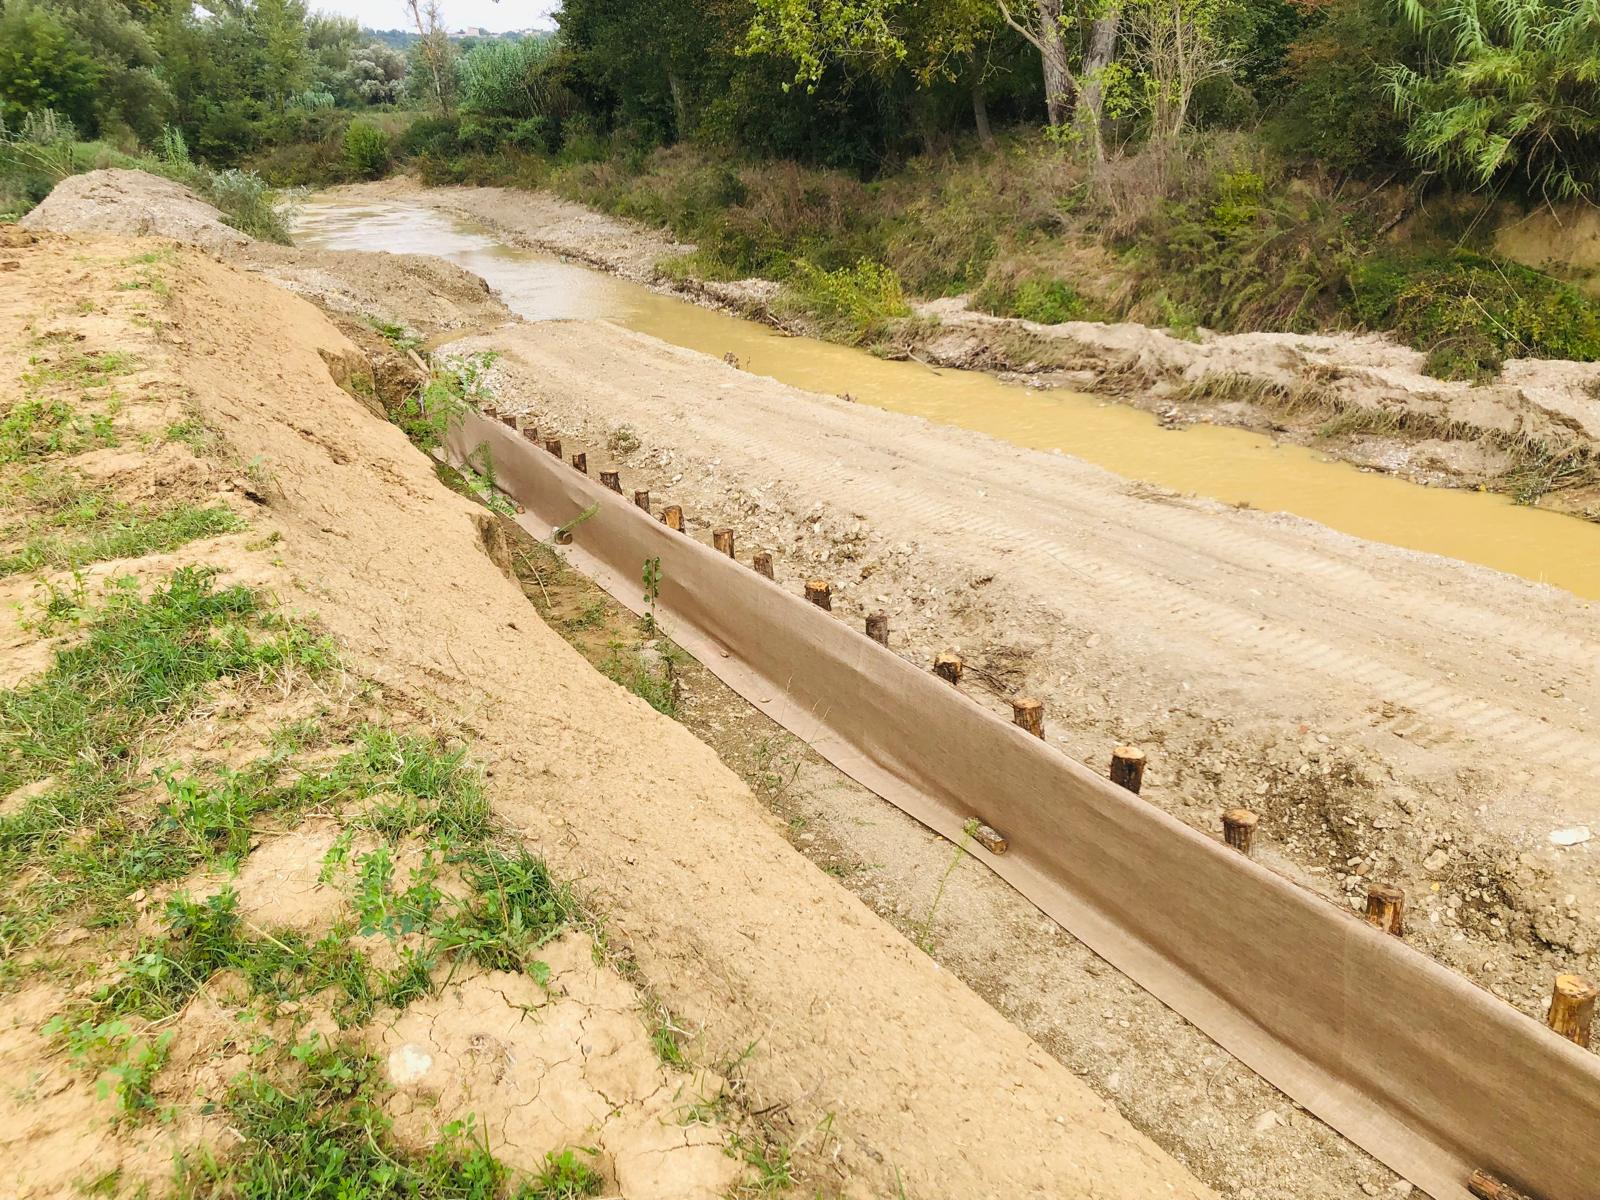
[0,568,333,957]
[973,275,1098,325]
[171,1040,599,1198]
[0,500,243,578]
[1350,252,1600,381]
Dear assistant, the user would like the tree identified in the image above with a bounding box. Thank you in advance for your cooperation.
[406,0,456,114]
[0,2,103,130]
[1383,0,1600,200]
[746,0,1005,143]
[346,42,407,105]
[253,0,310,112]
[1124,0,1234,144]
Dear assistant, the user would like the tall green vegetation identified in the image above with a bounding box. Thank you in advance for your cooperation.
[1384,0,1600,200]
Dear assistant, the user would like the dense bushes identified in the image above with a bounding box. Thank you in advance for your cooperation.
[1351,254,1600,379]
[342,121,390,179]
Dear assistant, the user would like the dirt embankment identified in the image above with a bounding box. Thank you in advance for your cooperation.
[455,319,1600,1021]
[3,181,1217,1196]
[344,178,1600,520]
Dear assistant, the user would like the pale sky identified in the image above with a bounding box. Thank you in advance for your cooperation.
[322,0,561,33]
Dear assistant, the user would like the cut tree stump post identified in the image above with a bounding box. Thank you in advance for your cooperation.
[1110,746,1146,794]
[1364,884,1406,937]
[1221,808,1259,857]
[713,528,735,557]
[933,653,964,686]
[500,414,517,429]
[1468,1170,1535,1200]
[600,470,622,492]
[634,489,650,511]
[866,611,889,645]
[1011,697,1044,738]
[753,551,774,579]
[544,438,562,458]
[521,425,539,444]
[570,452,587,474]
[804,580,832,610]
[971,822,1008,855]
[661,505,684,532]
[1547,974,1597,1048]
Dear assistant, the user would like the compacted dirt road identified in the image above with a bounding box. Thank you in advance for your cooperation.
[460,319,1600,1015]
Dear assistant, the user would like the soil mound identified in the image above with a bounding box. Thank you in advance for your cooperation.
[19,169,251,253]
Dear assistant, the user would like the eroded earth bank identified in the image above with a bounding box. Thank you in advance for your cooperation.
[0,199,1220,1197]
[9,170,1600,1200]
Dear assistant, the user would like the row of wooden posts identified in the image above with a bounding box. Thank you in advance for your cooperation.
[494,407,1599,1065]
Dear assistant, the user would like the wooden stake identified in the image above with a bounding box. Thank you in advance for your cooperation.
[713,528,735,557]
[570,452,587,474]
[752,551,774,579]
[543,437,562,458]
[633,489,650,511]
[971,822,1008,855]
[1364,883,1406,937]
[499,413,517,429]
[1110,746,1146,794]
[1468,1170,1535,1200]
[1221,808,1258,857]
[865,611,889,645]
[1547,974,1597,1048]
[520,425,539,443]
[933,653,964,686]
[600,470,622,492]
[1011,697,1044,738]
[661,505,684,532]
[804,580,832,610]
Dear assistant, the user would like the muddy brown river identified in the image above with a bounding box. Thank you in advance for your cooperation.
[293,198,1600,599]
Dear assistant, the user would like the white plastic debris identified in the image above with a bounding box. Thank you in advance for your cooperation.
[1549,826,1592,847]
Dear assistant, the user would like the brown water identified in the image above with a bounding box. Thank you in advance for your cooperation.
[294,198,1600,599]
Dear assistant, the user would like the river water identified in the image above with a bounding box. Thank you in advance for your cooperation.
[293,197,1600,600]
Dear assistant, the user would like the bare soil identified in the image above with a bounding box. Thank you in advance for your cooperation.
[2,204,1217,1194]
[453,318,1600,1027]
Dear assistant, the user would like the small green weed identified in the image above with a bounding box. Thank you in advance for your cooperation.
[171,1043,541,1198]
[42,1014,174,1120]
[526,1148,603,1199]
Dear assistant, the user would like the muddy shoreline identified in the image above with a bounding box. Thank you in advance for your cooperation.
[325,177,1600,522]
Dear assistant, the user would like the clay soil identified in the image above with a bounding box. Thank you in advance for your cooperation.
[0,207,1219,1196]
[15,170,1599,1200]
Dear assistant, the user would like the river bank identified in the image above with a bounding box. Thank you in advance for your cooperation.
[319,177,1600,522]
[17,167,1600,1199]
[0,184,1233,1197]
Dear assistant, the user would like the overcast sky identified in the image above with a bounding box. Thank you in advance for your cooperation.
[324,0,561,32]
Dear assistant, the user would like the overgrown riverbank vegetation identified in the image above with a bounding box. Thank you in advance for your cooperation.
[4,0,1600,378]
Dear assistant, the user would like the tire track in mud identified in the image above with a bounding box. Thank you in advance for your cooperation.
[603,333,1600,805]
[450,318,1600,1003]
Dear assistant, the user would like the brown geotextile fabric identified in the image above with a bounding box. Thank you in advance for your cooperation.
[450,413,1600,1200]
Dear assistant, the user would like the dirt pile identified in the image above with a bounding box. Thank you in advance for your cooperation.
[19,169,250,254]
[20,170,513,344]
[0,228,1217,1196]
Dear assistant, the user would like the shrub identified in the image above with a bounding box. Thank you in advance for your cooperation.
[1349,252,1600,380]
[775,257,910,344]
[974,276,1097,324]
[1268,0,1412,177]
[342,121,391,180]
